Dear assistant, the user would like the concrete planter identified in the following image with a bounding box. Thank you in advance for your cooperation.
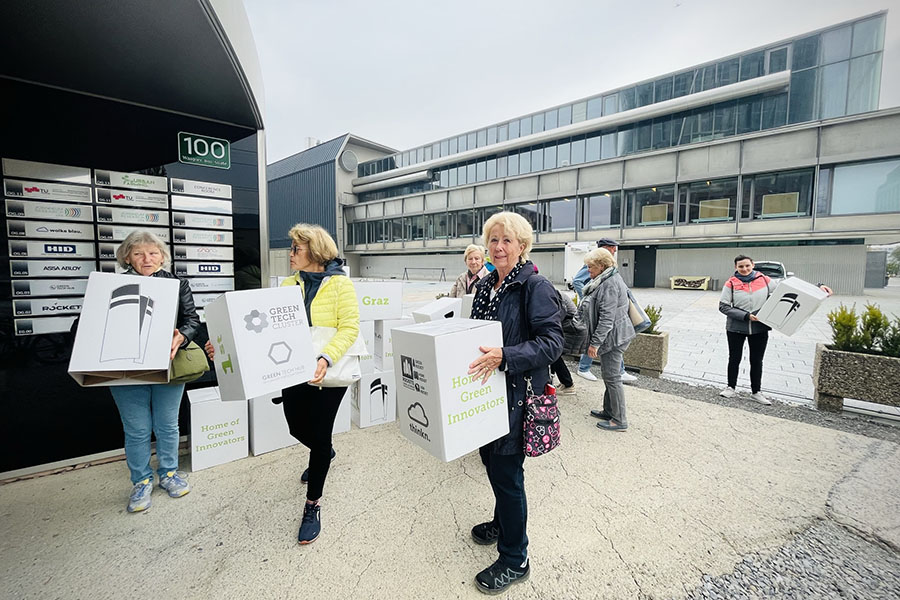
[624,331,669,378]
[812,343,900,412]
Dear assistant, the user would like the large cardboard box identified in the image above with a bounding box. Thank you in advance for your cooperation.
[412,297,463,323]
[188,387,248,471]
[334,387,351,434]
[248,393,298,456]
[69,271,179,386]
[392,319,508,462]
[354,281,403,321]
[461,294,475,319]
[358,320,376,375]
[374,318,414,369]
[205,287,317,401]
[351,369,397,428]
[756,277,828,336]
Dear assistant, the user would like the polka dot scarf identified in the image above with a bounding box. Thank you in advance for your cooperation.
[470,261,526,322]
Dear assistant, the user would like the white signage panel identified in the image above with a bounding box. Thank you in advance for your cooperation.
[184,277,235,292]
[96,187,169,210]
[15,316,78,336]
[187,387,249,472]
[173,228,232,245]
[5,199,93,222]
[14,297,84,316]
[11,260,95,278]
[171,178,232,199]
[2,158,91,184]
[11,279,88,297]
[174,245,234,261]
[99,261,124,274]
[172,212,232,230]
[94,169,167,192]
[9,240,95,259]
[354,281,404,321]
[96,206,168,226]
[193,293,223,308]
[97,224,170,242]
[3,178,92,203]
[171,195,232,215]
[175,262,235,277]
[7,220,94,240]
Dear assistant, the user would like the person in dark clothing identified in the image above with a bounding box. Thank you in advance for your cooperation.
[467,211,564,595]
[550,290,577,394]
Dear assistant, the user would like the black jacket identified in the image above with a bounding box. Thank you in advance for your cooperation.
[472,262,564,455]
[126,267,201,347]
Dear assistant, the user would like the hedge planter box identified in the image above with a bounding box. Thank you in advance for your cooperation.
[624,331,669,378]
[813,343,900,412]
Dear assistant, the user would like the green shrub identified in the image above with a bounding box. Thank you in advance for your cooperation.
[881,318,900,358]
[644,305,662,335]
[827,304,862,352]
[859,303,890,353]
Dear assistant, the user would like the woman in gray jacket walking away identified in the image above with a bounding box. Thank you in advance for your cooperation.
[579,248,636,431]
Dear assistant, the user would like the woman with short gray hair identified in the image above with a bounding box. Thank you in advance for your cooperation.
[579,247,635,431]
[450,244,487,297]
[110,230,201,512]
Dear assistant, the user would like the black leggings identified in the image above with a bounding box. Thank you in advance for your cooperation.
[550,356,573,387]
[281,383,345,502]
[726,330,769,394]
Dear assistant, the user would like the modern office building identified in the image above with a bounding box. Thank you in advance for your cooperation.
[270,11,899,293]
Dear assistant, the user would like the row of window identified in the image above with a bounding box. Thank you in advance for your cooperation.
[346,157,900,245]
[356,15,885,180]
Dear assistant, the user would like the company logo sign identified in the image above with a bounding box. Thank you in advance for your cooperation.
[44,244,76,254]
[7,201,26,216]
[198,264,221,272]
[243,310,268,333]
[268,342,292,365]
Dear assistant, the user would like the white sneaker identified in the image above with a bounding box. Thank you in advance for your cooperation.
[576,370,598,382]
[621,371,637,383]
[719,387,737,398]
[750,392,772,405]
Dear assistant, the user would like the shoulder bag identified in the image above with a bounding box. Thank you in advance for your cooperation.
[523,376,560,457]
[626,288,651,333]
[309,326,367,387]
[169,341,210,384]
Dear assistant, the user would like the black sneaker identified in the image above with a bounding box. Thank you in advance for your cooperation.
[475,558,530,594]
[590,409,612,420]
[471,520,500,545]
[301,448,336,484]
[297,502,321,545]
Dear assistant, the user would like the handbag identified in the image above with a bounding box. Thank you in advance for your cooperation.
[523,376,561,457]
[309,326,367,387]
[169,341,210,384]
[626,288,651,333]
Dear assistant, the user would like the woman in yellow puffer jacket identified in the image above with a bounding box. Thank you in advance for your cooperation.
[280,223,359,545]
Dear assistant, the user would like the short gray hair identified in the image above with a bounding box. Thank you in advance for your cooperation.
[584,247,616,271]
[116,230,171,269]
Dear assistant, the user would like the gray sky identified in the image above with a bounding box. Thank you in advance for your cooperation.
[243,0,899,163]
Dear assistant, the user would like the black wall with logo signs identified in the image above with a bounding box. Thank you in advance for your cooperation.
[0,80,262,473]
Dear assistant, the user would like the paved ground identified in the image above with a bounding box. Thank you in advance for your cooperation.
[2,381,899,600]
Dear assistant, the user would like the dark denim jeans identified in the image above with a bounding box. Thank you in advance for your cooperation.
[480,447,528,566]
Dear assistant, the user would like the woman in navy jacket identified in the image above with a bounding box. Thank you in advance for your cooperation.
[467,211,564,595]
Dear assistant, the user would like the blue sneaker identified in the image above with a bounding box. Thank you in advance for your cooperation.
[298,502,321,545]
[127,479,153,513]
[159,471,191,498]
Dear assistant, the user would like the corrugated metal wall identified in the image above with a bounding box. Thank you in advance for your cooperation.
[267,163,336,247]
[654,245,867,294]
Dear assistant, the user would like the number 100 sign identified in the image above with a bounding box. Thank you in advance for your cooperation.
[178,132,231,170]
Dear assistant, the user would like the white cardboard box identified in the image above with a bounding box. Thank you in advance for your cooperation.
[188,387,248,471]
[392,319,508,462]
[412,297,463,323]
[205,287,317,401]
[756,277,829,336]
[69,271,179,386]
[358,320,376,375]
[334,387,352,434]
[351,369,397,428]
[461,294,475,319]
[354,281,403,321]
[374,318,414,369]
[248,392,298,456]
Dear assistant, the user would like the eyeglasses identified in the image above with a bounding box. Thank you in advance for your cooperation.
[290,245,304,255]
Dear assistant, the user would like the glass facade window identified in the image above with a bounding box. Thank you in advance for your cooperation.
[602,94,617,116]
[572,101,587,123]
[582,192,622,229]
[557,139,571,166]
[466,162,476,183]
[816,167,833,216]
[367,220,384,243]
[618,125,634,156]
[509,119,520,139]
[428,212,450,238]
[449,136,458,154]
[519,151,531,174]
[587,97,603,120]
[828,158,900,215]
[497,155,508,178]
[531,147,543,171]
[673,71,695,97]
[440,141,450,158]
[558,104,572,126]
[519,116,532,137]
[619,87,636,112]
[487,127,498,145]
[852,16,885,57]
[626,185,675,226]
[636,83,653,107]
[651,116,672,149]
[635,121,651,152]
[498,124,508,142]
[767,47,789,73]
[476,206,502,234]
[741,169,814,220]
[513,202,540,230]
[543,197,577,232]
[821,26,851,64]
[477,129,487,147]
[740,51,764,81]
[407,215,425,240]
[819,61,849,119]
[788,69,817,124]
[448,166,458,187]
[793,35,819,70]
[693,107,714,143]
[486,157,497,179]
[423,145,432,161]
[654,77,673,102]
[761,93,788,129]
[571,136,586,164]
[456,209,475,237]
[700,65,716,91]
[713,102,736,138]
[507,150,519,176]
[847,53,882,115]
[737,96,763,133]
[532,112,545,133]
[545,108,558,130]
[601,131,616,159]
[467,132,476,150]
[717,58,739,87]
[476,160,486,182]
[439,168,449,188]
[391,218,405,241]
[586,132,601,161]
[543,144,556,170]
[678,178,738,223]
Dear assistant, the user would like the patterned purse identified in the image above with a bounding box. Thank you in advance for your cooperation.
[523,376,561,457]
